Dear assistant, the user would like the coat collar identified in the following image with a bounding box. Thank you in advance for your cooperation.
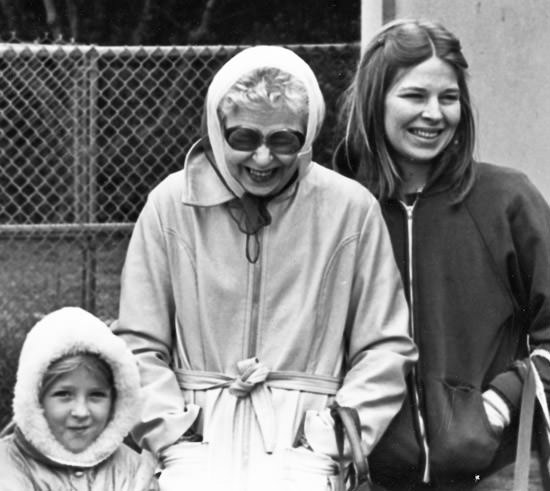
[180,139,311,207]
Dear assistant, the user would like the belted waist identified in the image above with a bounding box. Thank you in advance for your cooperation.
[175,358,341,396]
[174,358,342,453]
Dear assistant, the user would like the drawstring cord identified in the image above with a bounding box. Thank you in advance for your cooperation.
[226,202,265,263]
[204,146,298,263]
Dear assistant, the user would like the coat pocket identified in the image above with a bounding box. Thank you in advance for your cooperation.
[281,447,341,491]
[158,441,210,489]
[426,377,501,475]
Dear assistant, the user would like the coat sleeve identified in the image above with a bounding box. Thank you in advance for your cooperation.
[0,473,32,491]
[0,441,34,491]
[334,199,418,452]
[114,194,200,456]
[128,448,160,491]
[488,172,550,415]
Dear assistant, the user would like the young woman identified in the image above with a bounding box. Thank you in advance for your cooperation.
[113,45,417,491]
[334,18,550,490]
[0,307,157,490]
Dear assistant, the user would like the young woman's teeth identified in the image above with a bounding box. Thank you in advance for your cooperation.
[410,129,440,138]
[248,168,275,181]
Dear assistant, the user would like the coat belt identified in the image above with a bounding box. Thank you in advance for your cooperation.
[174,357,341,453]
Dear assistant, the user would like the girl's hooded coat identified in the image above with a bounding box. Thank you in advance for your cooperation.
[0,307,157,491]
[115,46,418,491]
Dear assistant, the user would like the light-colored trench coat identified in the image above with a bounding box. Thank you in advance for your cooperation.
[115,46,417,491]
[116,154,417,490]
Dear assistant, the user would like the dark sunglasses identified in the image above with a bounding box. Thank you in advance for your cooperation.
[224,126,305,155]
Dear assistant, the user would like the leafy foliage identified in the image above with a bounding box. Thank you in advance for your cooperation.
[0,0,360,45]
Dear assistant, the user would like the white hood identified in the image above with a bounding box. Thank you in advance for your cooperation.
[12,307,141,468]
[205,45,326,198]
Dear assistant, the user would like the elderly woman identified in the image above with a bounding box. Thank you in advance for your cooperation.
[114,45,417,491]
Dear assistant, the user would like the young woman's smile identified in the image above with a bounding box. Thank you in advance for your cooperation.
[384,56,461,170]
[223,106,305,196]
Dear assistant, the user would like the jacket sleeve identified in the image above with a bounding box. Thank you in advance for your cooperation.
[130,448,160,491]
[334,199,418,452]
[114,194,200,456]
[0,441,34,491]
[0,474,32,491]
[488,173,550,415]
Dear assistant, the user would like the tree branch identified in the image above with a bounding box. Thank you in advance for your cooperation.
[188,0,217,43]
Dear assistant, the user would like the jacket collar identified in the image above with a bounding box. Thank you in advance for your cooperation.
[180,140,235,206]
[332,138,461,204]
[13,427,73,470]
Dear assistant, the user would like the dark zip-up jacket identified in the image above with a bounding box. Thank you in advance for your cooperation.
[335,149,550,488]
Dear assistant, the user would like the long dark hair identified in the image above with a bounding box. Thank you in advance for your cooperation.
[341,19,476,201]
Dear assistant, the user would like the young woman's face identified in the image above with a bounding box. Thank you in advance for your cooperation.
[384,56,461,167]
[41,365,113,453]
[222,106,305,196]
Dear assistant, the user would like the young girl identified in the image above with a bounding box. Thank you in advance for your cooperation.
[0,307,157,490]
[335,19,550,490]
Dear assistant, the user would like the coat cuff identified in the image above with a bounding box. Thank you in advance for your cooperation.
[488,361,529,417]
[141,403,202,457]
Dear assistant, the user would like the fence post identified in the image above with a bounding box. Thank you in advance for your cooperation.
[72,49,89,310]
[82,47,99,313]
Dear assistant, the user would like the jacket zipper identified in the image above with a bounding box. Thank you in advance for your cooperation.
[248,242,262,357]
[243,232,263,490]
[400,199,431,483]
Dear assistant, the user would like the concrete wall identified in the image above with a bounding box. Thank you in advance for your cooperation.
[391,0,550,201]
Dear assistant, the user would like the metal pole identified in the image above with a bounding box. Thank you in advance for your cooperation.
[361,0,384,55]
[82,48,99,314]
[73,54,88,309]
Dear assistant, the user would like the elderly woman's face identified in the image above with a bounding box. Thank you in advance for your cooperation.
[222,106,305,196]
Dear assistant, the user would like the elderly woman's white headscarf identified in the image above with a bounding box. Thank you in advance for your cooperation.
[205,45,326,198]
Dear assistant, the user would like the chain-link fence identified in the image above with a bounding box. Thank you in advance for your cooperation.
[0,42,359,427]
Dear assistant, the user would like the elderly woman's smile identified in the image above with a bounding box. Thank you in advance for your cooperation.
[223,106,304,196]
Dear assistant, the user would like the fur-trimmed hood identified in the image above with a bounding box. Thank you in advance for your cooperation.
[13,307,141,468]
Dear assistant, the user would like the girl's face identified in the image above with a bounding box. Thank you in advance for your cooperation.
[41,365,113,453]
[222,106,305,196]
[384,56,461,168]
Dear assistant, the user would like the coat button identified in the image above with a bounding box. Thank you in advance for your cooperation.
[74,469,85,477]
